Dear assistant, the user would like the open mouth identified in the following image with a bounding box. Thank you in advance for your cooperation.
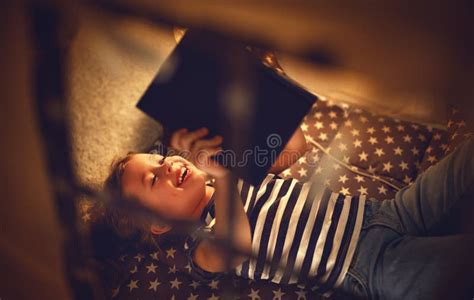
[177,166,190,186]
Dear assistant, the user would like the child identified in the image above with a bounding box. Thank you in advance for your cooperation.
[104,128,474,299]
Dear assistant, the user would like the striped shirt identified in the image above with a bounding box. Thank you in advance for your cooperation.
[186,174,366,292]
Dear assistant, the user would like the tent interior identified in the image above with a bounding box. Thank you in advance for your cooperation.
[1,1,472,299]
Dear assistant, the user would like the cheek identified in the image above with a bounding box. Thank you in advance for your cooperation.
[176,186,202,207]
[188,177,206,198]
[154,178,206,219]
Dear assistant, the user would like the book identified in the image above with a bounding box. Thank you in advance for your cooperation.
[137,31,316,185]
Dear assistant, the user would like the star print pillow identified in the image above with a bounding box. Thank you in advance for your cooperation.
[419,106,472,172]
[280,100,440,199]
[333,108,432,185]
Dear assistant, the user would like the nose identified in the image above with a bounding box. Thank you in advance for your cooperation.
[156,156,173,176]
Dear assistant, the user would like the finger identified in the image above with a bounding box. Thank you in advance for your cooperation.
[181,127,209,150]
[202,148,225,173]
[170,128,188,149]
[190,136,223,152]
[206,147,223,157]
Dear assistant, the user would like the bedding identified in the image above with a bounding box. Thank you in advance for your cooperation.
[83,101,470,299]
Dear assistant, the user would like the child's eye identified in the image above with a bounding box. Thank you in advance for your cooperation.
[159,155,167,165]
[151,174,158,187]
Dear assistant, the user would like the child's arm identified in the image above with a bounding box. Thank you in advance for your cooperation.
[193,152,252,273]
[169,127,308,175]
[269,127,308,174]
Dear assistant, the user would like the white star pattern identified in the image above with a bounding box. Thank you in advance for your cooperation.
[149,251,159,260]
[168,265,177,274]
[184,263,192,273]
[281,168,292,177]
[318,133,328,141]
[378,185,388,195]
[404,175,413,184]
[359,151,368,162]
[127,280,139,292]
[383,162,393,172]
[368,137,378,145]
[368,165,376,174]
[338,143,348,151]
[353,139,362,148]
[145,263,157,273]
[148,278,161,291]
[134,253,145,262]
[338,175,349,184]
[189,281,200,289]
[295,289,307,300]
[208,280,219,290]
[272,288,286,300]
[357,186,368,195]
[166,248,176,259]
[385,136,395,144]
[248,288,261,300]
[298,156,307,164]
[170,278,182,290]
[297,167,308,177]
[394,146,403,156]
[399,161,409,171]
[340,187,350,196]
[403,135,412,143]
[374,148,385,157]
[187,293,199,300]
[351,129,360,136]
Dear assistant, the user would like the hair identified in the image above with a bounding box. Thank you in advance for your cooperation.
[102,152,160,246]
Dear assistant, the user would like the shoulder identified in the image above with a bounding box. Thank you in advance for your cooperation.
[237,173,285,190]
[237,173,303,200]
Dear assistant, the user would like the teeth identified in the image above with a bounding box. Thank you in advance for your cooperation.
[179,167,187,185]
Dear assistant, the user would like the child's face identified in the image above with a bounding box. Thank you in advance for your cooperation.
[121,153,208,220]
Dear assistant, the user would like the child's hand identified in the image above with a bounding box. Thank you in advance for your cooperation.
[170,127,226,177]
[193,145,229,179]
